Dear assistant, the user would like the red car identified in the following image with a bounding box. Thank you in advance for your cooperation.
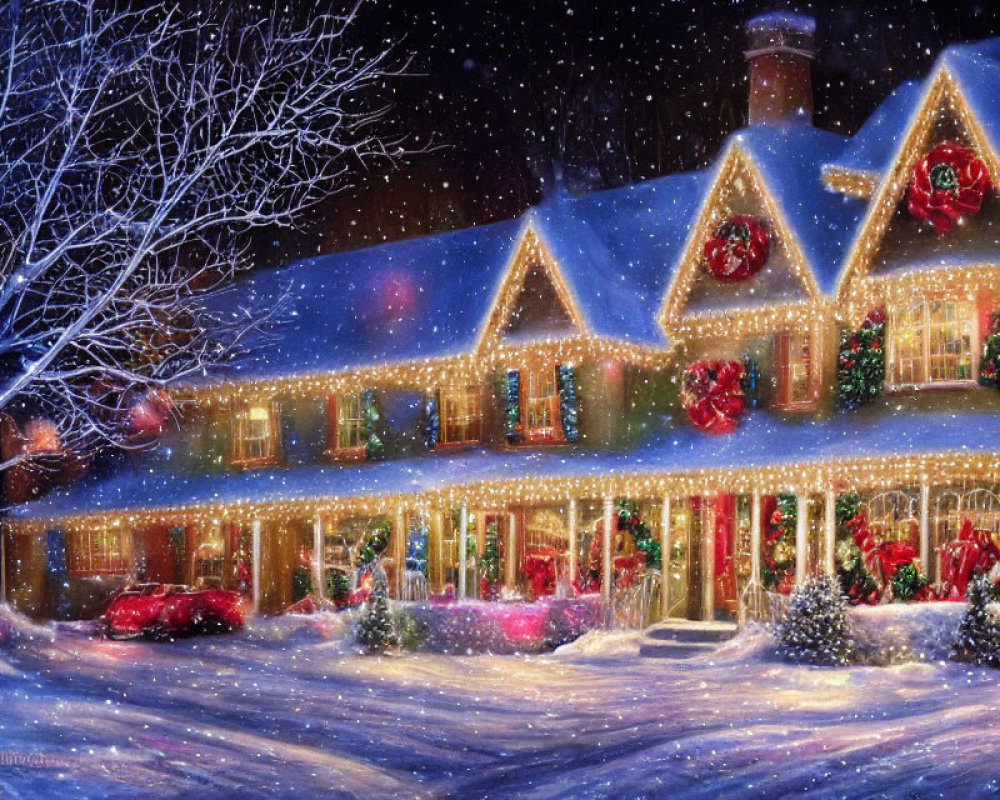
[101,583,244,640]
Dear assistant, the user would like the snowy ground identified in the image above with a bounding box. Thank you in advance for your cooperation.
[0,611,998,799]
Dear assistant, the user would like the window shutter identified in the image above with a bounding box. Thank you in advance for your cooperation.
[505,369,521,444]
[327,395,338,452]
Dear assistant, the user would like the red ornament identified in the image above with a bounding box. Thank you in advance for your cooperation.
[703,215,770,280]
[907,141,991,234]
[680,360,746,434]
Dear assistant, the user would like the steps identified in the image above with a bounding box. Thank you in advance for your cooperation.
[639,620,738,659]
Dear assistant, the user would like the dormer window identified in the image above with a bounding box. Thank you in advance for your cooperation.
[524,365,563,444]
[329,393,365,459]
[889,297,977,387]
[776,331,820,410]
[232,402,279,466]
[439,385,482,446]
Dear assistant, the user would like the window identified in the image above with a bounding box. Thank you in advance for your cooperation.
[890,298,976,386]
[329,394,363,455]
[232,402,279,465]
[776,331,818,409]
[524,365,562,442]
[439,385,482,445]
[68,529,132,577]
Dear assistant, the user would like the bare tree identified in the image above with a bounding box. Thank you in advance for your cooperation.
[0,0,398,477]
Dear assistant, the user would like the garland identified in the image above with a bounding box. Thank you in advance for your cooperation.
[556,365,580,443]
[980,311,1000,388]
[360,390,385,460]
[358,518,391,567]
[907,141,991,235]
[504,369,521,444]
[422,391,440,450]
[615,498,661,570]
[479,523,501,599]
[845,510,929,603]
[680,360,746,434]
[762,494,796,594]
[834,494,879,604]
[702,215,770,280]
[836,310,885,410]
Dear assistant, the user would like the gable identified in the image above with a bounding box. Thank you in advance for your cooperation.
[837,64,1000,300]
[476,226,587,354]
[659,145,819,329]
[501,263,580,342]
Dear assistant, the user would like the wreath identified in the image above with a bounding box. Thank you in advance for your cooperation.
[907,141,991,235]
[703,215,770,280]
[680,360,746,434]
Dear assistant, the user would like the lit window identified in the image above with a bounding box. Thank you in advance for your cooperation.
[331,394,363,453]
[525,366,562,442]
[68,529,131,577]
[890,298,976,385]
[440,386,482,445]
[776,331,818,408]
[232,403,278,465]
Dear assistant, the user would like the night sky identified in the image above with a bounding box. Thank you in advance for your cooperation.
[263,0,1000,266]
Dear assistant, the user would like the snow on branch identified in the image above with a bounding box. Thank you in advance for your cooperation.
[0,0,401,471]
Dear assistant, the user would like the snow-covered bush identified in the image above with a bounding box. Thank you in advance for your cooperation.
[953,576,1000,667]
[776,573,855,666]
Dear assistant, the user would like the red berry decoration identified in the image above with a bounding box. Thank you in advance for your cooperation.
[681,360,746,434]
[907,141,991,234]
[702,215,770,281]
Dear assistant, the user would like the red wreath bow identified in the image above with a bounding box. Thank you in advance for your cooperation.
[849,512,918,585]
[703,215,770,280]
[940,518,1000,600]
[681,360,745,434]
[907,141,991,235]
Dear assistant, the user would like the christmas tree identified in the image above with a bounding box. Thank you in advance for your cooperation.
[953,576,1000,667]
[776,573,855,666]
[356,570,396,654]
[837,310,886,410]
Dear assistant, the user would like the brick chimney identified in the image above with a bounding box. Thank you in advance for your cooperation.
[745,12,815,125]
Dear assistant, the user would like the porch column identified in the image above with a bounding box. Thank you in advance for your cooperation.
[567,498,578,584]
[824,489,837,576]
[458,505,469,600]
[312,516,323,603]
[660,495,671,620]
[919,481,931,581]
[750,490,762,587]
[602,496,614,621]
[395,508,406,599]
[505,512,517,590]
[251,519,262,615]
[702,498,714,622]
[795,493,808,585]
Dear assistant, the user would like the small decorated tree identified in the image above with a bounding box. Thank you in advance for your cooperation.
[356,570,396,654]
[776,573,855,666]
[953,576,1000,667]
[980,312,1000,388]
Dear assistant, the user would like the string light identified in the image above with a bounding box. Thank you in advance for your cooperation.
[12,450,1000,535]
[821,164,879,198]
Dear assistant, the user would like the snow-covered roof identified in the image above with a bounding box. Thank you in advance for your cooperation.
[14,410,999,521]
[825,82,922,175]
[734,126,866,293]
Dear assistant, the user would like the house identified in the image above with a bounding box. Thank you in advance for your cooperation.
[6,13,1000,625]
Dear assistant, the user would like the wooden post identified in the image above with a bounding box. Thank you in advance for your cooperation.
[312,516,323,603]
[920,481,930,581]
[602,496,614,623]
[506,512,517,590]
[824,490,836,576]
[702,498,714,621]
[750,490,762,587]
[251,519,262,615]
[795,493,808,585]
[458,505,468,600]
[660,495,671,620]
[395,508,406,599]
[567,498,578,584]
